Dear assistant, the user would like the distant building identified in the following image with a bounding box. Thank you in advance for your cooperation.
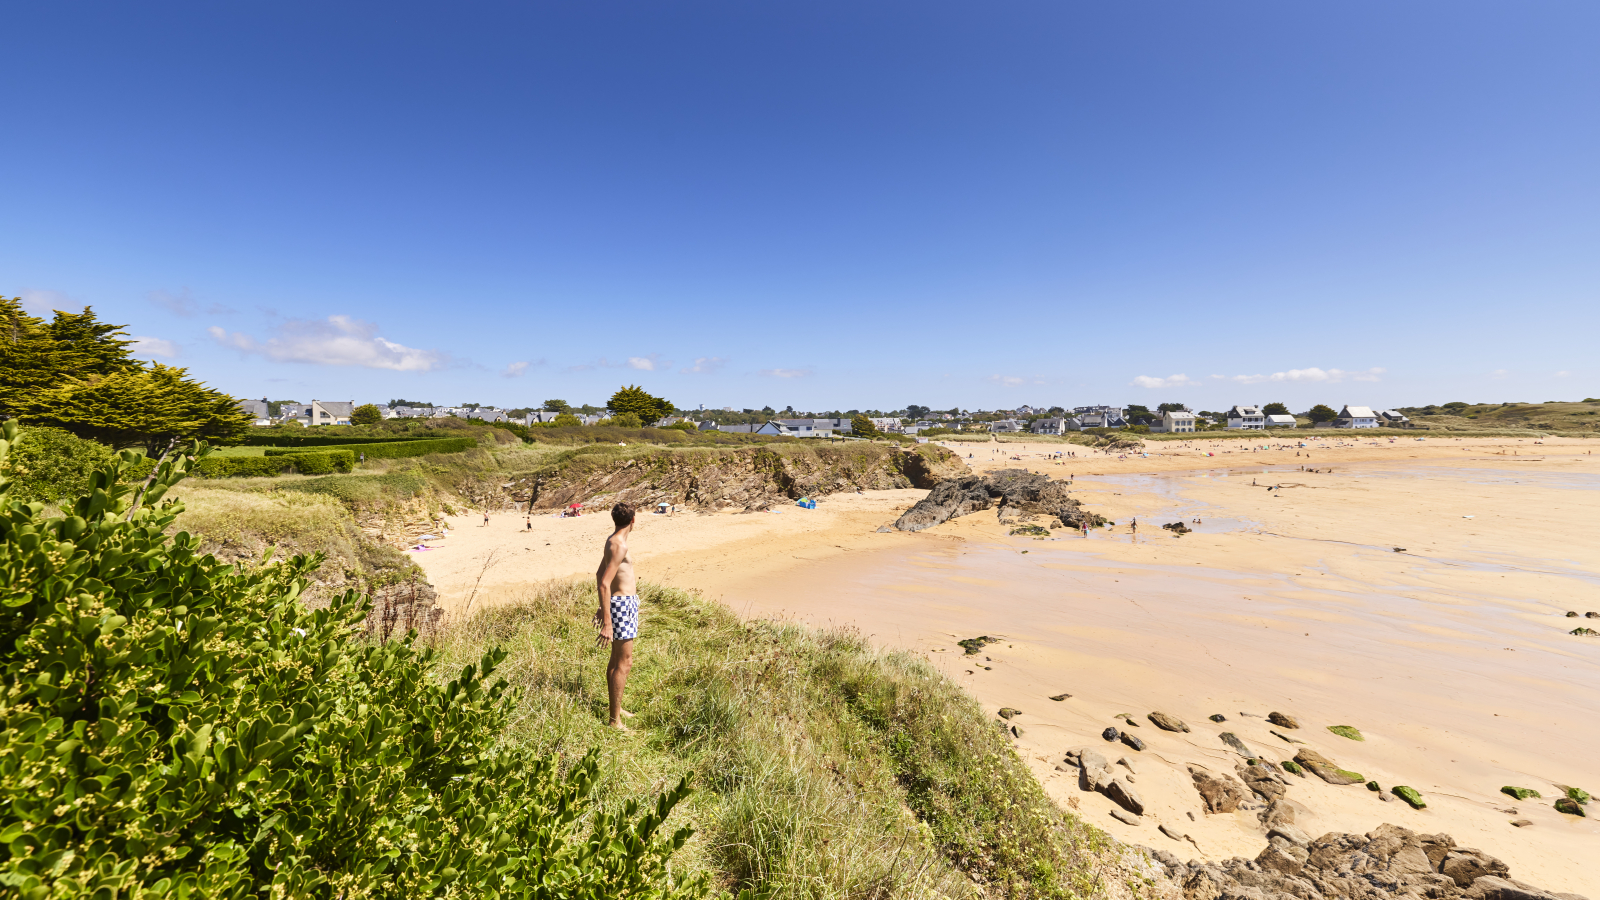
[1379,409,1412,427]
[236,398,272,426]
[281,400,354,426]
[1226,405,1265,430]
[1334,405,1378,428]
[990,419,1024,433]
[466,408,508,423]
[1031,417,1074,435]
[1263,414,1298,428]
[1073,406,1127,429]
[1152,410,1197,433]
[867,417,902,433]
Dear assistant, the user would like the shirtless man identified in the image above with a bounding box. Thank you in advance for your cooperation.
[594,502,638,729]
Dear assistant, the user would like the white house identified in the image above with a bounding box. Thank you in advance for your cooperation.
[1226,405,1265,430]
[1263,414,1298,428]
[281,400,354,427]
[1074,406,1127,429]
[867,417,902,433]
[1379,409,1411,426]
[1151,410,1197,433]
[1334,405,1379,428]
[990,419,1024,433]
[1031,417,1073,435]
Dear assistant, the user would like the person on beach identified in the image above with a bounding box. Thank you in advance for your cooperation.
[483,510,490,527]
[594,502,639,730]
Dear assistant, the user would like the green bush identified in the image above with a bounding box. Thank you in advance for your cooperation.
[184,451,355,478]
[239,433,428,447]
[0,421,705,899]
[0,426,113,504]
[264,438,476,460]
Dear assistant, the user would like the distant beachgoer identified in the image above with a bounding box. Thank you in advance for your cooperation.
[594,502,639,730]
[483,511,490,527]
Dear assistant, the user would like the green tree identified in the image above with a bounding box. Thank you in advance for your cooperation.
[544,398,571,413]
[351,403,384,425]
[850,414,880,439]
[0,422,704,898]
[609,412,644,429]
[552,412,581,427]
[609,385,673,424]
[17,363,252,456]
[1262,402,1290,416]
[1308,404,1338,423]
[1,298,138,419]
[1157,402,1190,413]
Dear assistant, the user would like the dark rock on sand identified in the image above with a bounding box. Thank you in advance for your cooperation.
[1327,724,1365,741]
[1105,777,1145,815]
[892,469,1103,532]
[1102,726,1120,742]
[1554,797,1586,816]
[1295,747,1365,785]
[1049,693,1071,701]
[1142,823,1588,900]
[1271,729,1303,744]
[997,707,1022,719]
[1391,785,1426,808]
[1147,711,1189,732]
[1588,611,1599,618]
[1218,731,1254,756]
[1208,713,1226,722]
[1119,732,1146,751]
[1236,759,1289,802]
[1268,711,1300,729]
[1188,764,1249,813]
[1510,819,1533,827]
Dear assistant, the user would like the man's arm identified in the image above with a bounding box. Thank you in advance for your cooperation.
[595,536,621,644]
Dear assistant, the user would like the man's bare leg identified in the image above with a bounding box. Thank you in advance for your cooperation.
[607,639,634,728]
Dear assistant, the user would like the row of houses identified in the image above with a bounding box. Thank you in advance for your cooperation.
[1023,404,1410,434]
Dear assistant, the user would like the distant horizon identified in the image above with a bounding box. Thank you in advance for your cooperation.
[5,3,1595,410]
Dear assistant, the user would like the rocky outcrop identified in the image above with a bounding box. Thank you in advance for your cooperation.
[512,443,967,512]
[1065,747,1144,815]
[893,469,1104,532]
[1149,711,1190,732]
[1295,748,1366,785]
[1188,764,1249,813]
[1144,824,1587,900]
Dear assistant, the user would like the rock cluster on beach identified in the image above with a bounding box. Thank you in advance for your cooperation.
[1145,823,1589,900]
[892,468,1104,532]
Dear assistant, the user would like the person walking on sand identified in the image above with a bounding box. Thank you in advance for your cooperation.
[594,503,639,730]
[483,510,490,527]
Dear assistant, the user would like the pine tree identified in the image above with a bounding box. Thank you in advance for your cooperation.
[608,385,673,424]
[18,363,252,456]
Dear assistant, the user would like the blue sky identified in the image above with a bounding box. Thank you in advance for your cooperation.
[4,2,1596,413]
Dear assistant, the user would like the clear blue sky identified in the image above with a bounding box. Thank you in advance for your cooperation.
[4,2,1595,413]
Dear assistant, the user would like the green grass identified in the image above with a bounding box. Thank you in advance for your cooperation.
[429,581,1123,899]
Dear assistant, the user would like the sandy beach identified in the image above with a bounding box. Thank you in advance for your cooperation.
[416,435,1600,892]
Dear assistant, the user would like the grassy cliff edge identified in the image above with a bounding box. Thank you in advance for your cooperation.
[430,581,1160,899]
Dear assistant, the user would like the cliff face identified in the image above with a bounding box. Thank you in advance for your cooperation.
[510,443,967,512]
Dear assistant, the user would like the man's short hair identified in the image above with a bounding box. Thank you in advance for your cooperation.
[611,503,635,528]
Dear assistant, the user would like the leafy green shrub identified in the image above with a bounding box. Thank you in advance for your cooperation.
[0,421,704,899]
[0,426,113,504]
[263,437,476,460]
[239,433,428,447]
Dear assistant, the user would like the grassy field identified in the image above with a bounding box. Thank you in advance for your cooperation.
[426,580,1136,899]
[1393,399,1600,434]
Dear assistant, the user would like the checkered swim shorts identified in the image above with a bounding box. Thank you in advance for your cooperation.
[609,594,640,641]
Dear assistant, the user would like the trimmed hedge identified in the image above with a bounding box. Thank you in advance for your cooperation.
[127,451,356,479]
[263,437,477,459]
[239,433,434,447]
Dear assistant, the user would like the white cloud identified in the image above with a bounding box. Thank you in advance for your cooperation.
[760,367,813,379]
[502,361,530,378]
[988,374,1024,387]
[18,289,78,316]
[681,356,727,374]
[1555,370,1570,378]
[1490,369,1509,378]
[209,315,447,371]
[128,335,180,358]
[1229,366,1384,385]
[627,354,670,371]
[1131,373,1197,389]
